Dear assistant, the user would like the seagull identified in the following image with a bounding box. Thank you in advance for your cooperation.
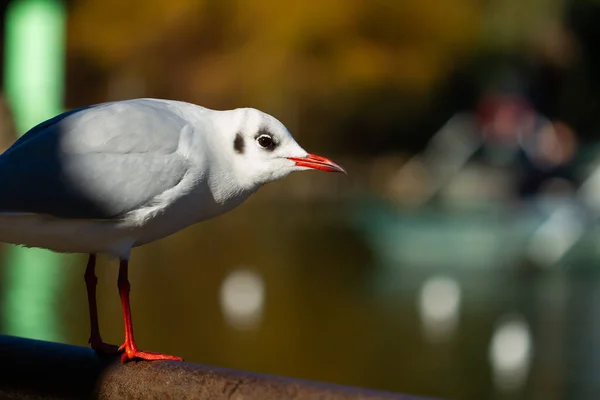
[0,98,345,362]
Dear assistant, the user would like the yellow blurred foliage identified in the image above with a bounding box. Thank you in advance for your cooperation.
[68,0,481,107]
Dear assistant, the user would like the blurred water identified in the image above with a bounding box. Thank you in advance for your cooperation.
[1,188,599,400]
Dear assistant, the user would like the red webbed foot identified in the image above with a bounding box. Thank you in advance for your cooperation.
[89,337,120,355]
[118,342,183,362]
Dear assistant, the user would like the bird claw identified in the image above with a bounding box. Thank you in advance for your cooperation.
[90,339,181,361]
[119,343,183,362]
[89,337,120,355]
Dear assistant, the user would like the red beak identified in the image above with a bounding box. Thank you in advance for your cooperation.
[287,153,346,174]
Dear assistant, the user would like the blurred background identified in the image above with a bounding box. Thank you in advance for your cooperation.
[2,0,600,399]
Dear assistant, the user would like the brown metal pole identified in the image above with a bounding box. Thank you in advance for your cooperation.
[0,335,438,400]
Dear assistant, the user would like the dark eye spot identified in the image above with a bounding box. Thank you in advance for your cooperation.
[234,133,244,154]
[256,134,276,150]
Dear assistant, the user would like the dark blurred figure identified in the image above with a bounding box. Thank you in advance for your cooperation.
[475,92,579,198]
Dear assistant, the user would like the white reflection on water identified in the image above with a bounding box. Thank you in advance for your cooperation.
[527,204,584,267]
[489,314,532,393]
[219,268,265,331]
[418,275,461,343]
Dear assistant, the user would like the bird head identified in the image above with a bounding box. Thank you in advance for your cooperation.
[212,108,345,189]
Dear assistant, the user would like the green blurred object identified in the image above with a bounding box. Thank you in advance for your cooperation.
[2,0,66,340]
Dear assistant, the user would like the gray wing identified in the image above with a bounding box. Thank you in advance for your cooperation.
[0,99,192,219]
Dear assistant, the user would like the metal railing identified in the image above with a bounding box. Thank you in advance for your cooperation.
[0,335,436,400]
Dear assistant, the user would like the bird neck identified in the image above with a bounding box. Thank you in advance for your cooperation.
[206,160,258,207]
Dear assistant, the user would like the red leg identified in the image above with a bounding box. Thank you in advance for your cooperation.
[117,259,182,362]
[85,254,119,354]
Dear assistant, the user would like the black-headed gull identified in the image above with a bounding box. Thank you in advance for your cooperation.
[0,98,345,361]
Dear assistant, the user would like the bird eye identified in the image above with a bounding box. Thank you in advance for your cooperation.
[257,134,275,150]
